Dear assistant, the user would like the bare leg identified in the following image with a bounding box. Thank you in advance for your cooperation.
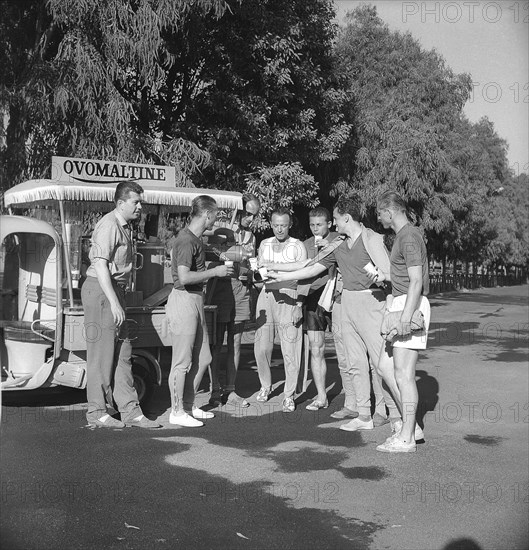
[376,341,403,415]
[307,329,327,403]
[393,347,419,442]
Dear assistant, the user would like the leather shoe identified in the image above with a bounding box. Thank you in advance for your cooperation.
[88,415,125,429]
[330,407,359,420]
[373,412,390,427]
[124,415,162,429]
[339,417,374,431]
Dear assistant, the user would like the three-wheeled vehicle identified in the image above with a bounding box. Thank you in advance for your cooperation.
[0,158,243,403]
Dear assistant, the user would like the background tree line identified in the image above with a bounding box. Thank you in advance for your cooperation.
[1,1,527,275]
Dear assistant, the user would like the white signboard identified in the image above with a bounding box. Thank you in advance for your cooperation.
[51,156,176,188]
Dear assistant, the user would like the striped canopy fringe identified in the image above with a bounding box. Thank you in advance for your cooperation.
[4,180,243,211]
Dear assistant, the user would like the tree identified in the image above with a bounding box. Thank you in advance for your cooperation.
[333,5,472,233]
[168,0,354,193]
[0,0,230,191]
[487,172,529,269]
[245,161,319,236]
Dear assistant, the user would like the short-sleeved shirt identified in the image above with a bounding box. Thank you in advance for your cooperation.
[259,236,305,291]
[86,210,133,285]
[390,224,429,297]
[302,232,339,295]
[319,235,376,291]
[171,227,206,293]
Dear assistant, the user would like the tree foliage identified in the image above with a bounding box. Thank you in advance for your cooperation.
[1,1,526,268]
[165,0,353,192]
[245,162,319,233]
[0,0,230,189]
[333,5,472,232]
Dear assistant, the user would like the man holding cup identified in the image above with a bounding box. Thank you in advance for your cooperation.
[253,207,307,412]
[165,195,234,427]
[267,196,399,430]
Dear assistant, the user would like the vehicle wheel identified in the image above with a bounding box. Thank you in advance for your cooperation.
[132,358,155,405]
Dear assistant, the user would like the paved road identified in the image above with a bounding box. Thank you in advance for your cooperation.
[1,285,528,550]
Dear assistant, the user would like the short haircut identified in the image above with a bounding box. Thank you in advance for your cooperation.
[377,191,407,212]
[334,195,362,221]
[114,181,144,204]
[190,195,218,217]
[270,206,292,222]
[242,192,261,210]
[309,206,331,222]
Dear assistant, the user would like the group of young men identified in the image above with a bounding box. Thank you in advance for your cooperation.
[82,180,431,453]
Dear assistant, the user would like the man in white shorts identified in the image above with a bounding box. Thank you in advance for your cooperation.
[375,191,431,453]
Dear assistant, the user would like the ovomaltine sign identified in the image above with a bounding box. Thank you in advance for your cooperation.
[51,156,176,188]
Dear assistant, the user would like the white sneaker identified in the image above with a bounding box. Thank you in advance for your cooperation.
[169,411,203,427]
[339,417,374,432]
[192,407,215,420]
[377,438,417,453]
[386,420,424,442]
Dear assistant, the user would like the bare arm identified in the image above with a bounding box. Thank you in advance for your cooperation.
[178,264,233,286]
[400,266,423,321]
[268,262,327,283]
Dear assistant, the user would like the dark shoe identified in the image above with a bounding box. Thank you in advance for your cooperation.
[124,415,162,429]
[330,407,359,420]
[209,389,223,406]
[373,413,390,428]
[88,415,125,429]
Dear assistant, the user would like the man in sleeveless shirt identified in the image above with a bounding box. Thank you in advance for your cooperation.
[254,207,307,413]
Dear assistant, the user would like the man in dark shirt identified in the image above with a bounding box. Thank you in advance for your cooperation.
[297,207,339,411]
[375,191,431,453]
[165,195,234,427]
[268,196,399,431]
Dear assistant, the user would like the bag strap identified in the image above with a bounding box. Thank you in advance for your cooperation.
[306,235,345,267]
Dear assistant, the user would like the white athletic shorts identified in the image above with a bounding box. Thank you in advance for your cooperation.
[388,294,431,350]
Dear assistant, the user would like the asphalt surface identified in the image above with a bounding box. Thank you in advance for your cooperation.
[1,285,528,550]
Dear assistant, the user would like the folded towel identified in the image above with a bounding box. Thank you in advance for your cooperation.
[381,309,425,341]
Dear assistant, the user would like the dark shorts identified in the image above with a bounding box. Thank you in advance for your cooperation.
[303,290,331,332]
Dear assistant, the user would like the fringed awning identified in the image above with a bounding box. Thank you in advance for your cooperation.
[4,179,243,211]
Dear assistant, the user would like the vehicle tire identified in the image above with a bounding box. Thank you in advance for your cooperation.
[132,357,155,406]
